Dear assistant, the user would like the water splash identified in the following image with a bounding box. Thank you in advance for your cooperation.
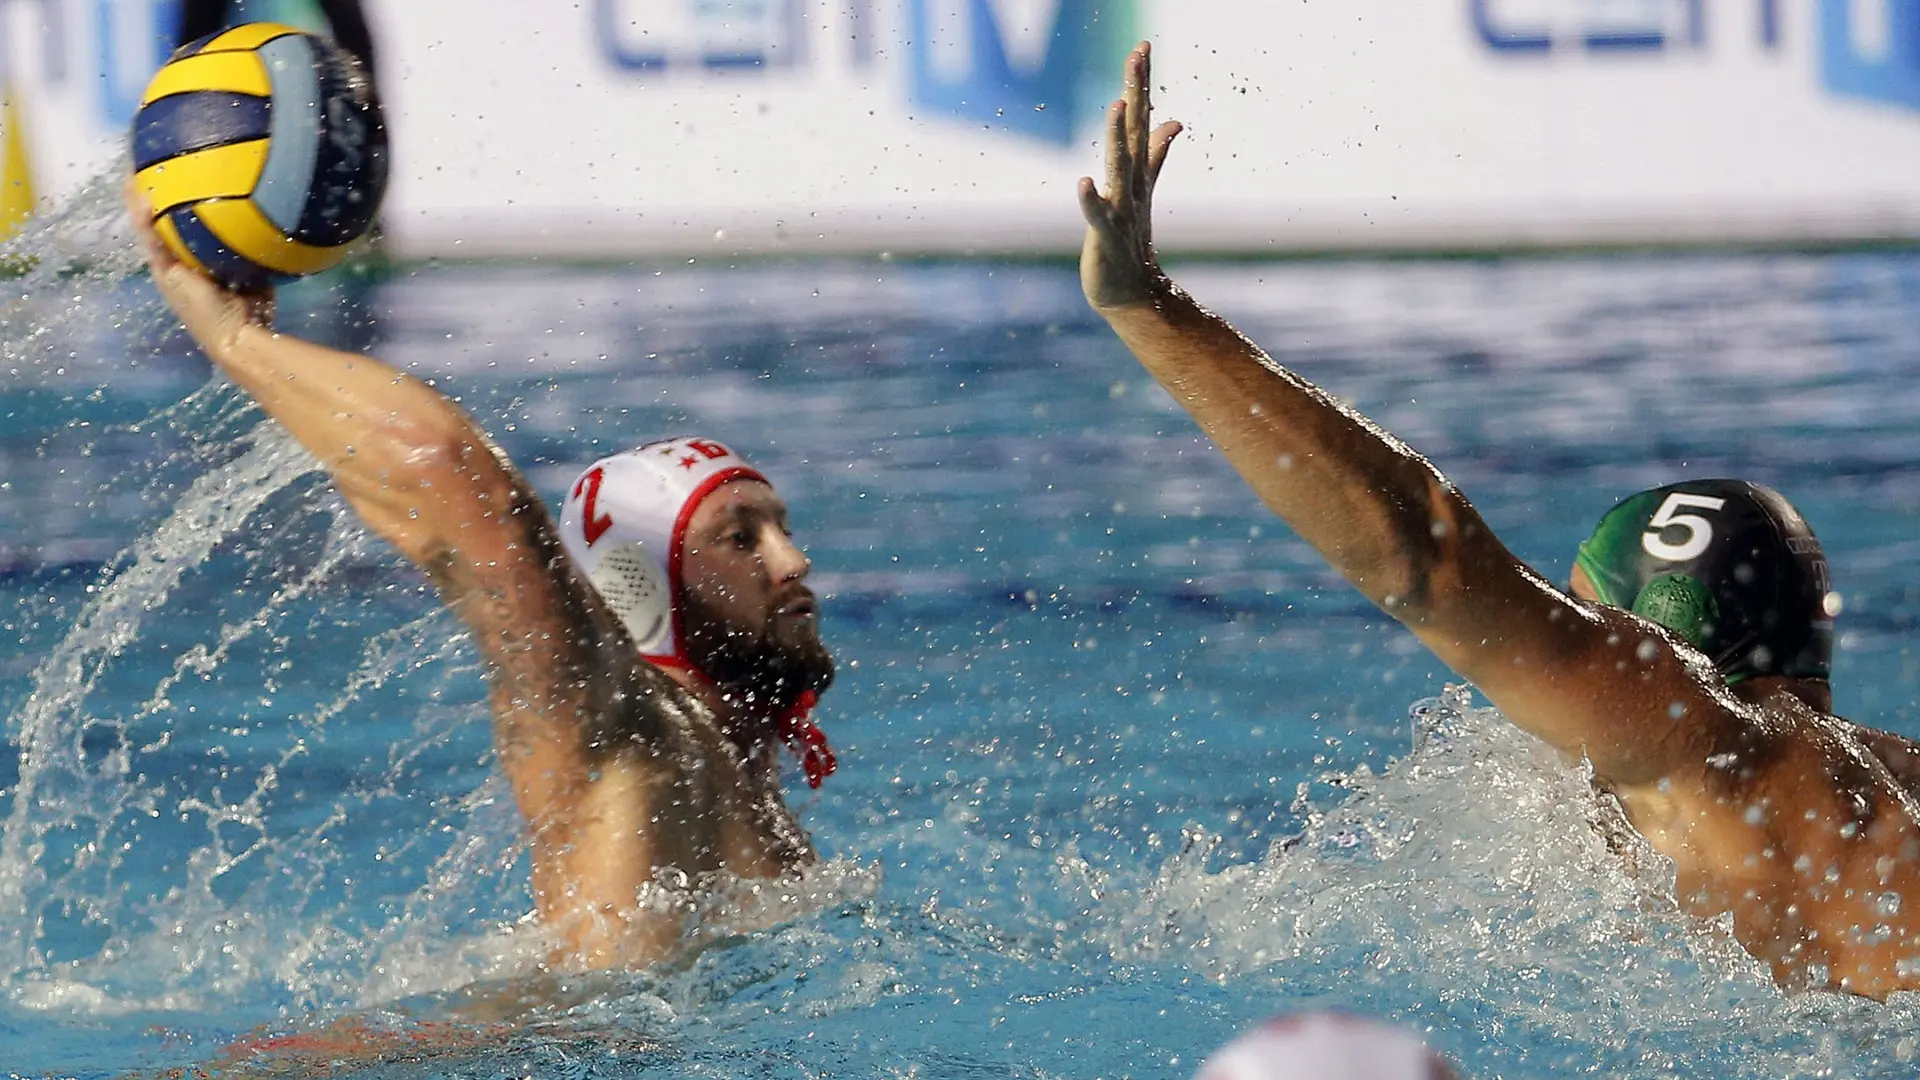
[0,418,320,999]
[1,164,166,385]
[1,397,879,1031]
[1074,686,1920,1078]
[1099,687,1716,977]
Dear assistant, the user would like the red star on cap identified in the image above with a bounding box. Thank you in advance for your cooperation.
[679,454,699,470]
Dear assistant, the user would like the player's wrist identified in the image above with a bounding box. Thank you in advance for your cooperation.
[206,310,271,369]
[1087,267,1175,316]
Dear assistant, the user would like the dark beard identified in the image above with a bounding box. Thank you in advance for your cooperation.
[679,588,835,740]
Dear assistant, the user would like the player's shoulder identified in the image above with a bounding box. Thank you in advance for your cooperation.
[1701,694,1886,809]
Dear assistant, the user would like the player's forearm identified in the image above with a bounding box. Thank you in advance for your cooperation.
[1097,283,1467,614]
[209,322,502,557]
[211,322,457,466]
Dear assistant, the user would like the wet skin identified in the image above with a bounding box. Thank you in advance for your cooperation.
[1567,565,1920,995]
[679,478,821,672]
[127,185,821,972]
[1080,40,1920,998]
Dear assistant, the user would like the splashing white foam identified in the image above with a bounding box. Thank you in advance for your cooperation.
[0,422,319,982]
[1102,686,1747,994]
[1074,686,1920,1076]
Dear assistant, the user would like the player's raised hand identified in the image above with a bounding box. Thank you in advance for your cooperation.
[125,177,274,360]
[1078,41,1182,311]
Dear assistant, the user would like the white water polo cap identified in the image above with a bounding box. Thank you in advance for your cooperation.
[1193,1013,1456,1080]
[559,436,839,789]
[558,437,767,668]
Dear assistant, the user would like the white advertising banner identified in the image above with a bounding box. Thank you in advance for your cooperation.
[1,0,181,210]
[5,0,1920,256]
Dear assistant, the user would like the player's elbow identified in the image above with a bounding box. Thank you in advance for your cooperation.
[339,429,518,565]
[1368,479,1463,623]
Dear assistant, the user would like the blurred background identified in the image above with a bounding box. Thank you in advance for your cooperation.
[7,0,1920,256]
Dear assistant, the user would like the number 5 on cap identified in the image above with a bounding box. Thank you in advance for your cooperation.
[1643,492,1727,562]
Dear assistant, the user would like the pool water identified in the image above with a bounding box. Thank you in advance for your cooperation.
[3,186,1920,1077]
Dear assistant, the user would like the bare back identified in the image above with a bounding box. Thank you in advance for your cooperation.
[1608,694,1920,997]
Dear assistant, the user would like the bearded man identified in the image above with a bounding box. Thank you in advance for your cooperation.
[127,187,837,970]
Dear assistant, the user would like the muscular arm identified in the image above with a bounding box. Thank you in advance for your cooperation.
[1079,45,1740,787]
[128,192,717,947]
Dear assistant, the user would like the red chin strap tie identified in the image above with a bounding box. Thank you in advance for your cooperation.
[777,690,836,789]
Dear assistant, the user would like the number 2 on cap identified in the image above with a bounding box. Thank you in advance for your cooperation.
[1643,492,1727,562]
[573,466,614,547]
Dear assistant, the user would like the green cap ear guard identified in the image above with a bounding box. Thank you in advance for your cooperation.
[1629,572,1718,652]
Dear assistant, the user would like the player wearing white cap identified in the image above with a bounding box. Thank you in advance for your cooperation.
[556,436,837,789]
[1193,1013,1461,1080]
[127,188,836,970]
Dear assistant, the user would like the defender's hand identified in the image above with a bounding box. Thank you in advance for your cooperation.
[125,179,275,362]
[1078,41,1182,312]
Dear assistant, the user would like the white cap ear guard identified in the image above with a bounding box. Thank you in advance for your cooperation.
[580,541,671,653]
[557,437,766,666]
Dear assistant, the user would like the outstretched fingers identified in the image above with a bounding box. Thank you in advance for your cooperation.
[1124,43,1152,197]
[1078,41,1177,311]
[1103,43,1179,220]
[1147,120,1183,185]
[1102,97,1134,215]
[1077,175,1115,231]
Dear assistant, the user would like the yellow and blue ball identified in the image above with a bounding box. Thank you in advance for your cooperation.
[132,23,388,290]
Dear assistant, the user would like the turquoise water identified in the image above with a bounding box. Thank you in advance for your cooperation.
[3,190,1920,1076]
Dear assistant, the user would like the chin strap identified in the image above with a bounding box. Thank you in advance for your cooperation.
[777,689,836,789]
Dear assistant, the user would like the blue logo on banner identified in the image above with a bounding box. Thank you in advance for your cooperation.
[1468,0,1711,52]
[594,0,807,72]
[904,0,1134,145]
[1820,0,1920,112]
[1471,0,1920,116]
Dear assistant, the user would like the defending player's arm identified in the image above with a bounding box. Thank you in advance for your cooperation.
[1078,44,1742,786]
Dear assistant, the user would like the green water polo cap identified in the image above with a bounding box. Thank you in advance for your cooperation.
[1573,479,1834,682]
